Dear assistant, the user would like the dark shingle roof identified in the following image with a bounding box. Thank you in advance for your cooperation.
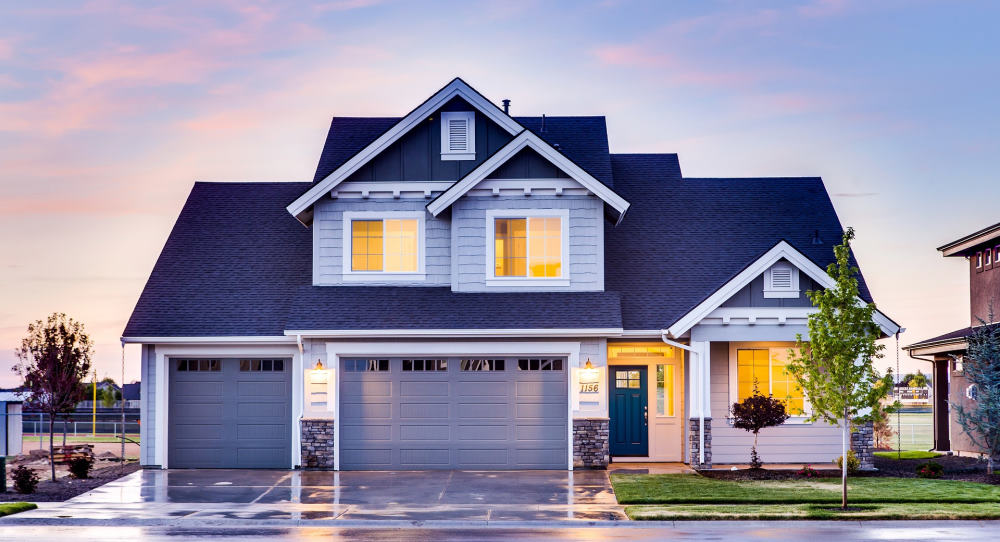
[286,287,621,330]
[904,327,972,350]
[605,154,873,331]
[312,116,614,186]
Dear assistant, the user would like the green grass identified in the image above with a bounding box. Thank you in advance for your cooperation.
[610,474,1000,504]
[874,450,942,460]
[0,503,37,517]
[625,502,1000,521]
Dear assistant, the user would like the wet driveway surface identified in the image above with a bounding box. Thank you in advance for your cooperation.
[9,469,625,524]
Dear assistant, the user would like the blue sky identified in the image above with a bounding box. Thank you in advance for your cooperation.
[1,0,997,384]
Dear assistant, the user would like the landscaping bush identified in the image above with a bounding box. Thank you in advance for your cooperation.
[916,461,944,479]
[797,464,820,478]
[68,456,93,479]
[12,466,40,494]
[834,450,860,475]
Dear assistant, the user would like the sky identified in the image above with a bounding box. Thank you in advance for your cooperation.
[1,0,997,386]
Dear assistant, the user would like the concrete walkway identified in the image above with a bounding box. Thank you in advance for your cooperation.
[5,468,626,524]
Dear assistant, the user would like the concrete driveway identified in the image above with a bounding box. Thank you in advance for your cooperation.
[8,469,625,524]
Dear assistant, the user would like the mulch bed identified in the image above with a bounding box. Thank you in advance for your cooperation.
[699,455,999,484]
[0,461,141,502]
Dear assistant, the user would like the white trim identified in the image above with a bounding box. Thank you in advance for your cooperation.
[152,343,301,470]
[620,330,666,338]
[426,130,630,218]
[907,340,968,356]
[702,307,816,327]
[332,181,454,200]
[288,78,522,222]
[341,211,426,280]
[123,336,294,344]
[325,340,582,471]
[727,342,813,424]
[485,208,571,287]
[763,261,800,299]
[286,328,622,338]
[665,240,900,338]
[440,111,475,160]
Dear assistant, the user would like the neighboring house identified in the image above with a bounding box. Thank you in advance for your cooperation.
[123,78,899,470]
[904,222,1000,454]
[123,382,141,410]
[0,391,24,457]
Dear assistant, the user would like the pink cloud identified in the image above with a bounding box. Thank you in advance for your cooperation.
[315,0,383,12]
[592,44,763,88]
[0,38,12,60]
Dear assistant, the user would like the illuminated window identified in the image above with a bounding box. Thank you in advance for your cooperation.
[494,216,562,278]
[351,218,418,272]
[736,348,806,415]
[656,364,675,416]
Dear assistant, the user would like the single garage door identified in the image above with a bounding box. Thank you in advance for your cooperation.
[340,357,568,470]
[168,357,291,468]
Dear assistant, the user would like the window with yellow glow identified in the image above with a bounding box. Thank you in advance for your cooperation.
[736,348,806,415]
[656,364,674,416]
[494,217,561,278]
[351,219,418,272]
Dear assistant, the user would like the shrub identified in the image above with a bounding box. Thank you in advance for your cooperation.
[834,450,860,475]
[68,457,93,479]
[12,466,40,494]
[730,382,790,469]
[916,461,944,479]
[796,464,820,478]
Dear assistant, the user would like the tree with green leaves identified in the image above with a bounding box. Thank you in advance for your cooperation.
[952,319,1000,474]
[787,228,896,509]
[13,313,94,481]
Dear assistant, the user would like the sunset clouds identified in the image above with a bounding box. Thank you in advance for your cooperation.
[1,0,997,384]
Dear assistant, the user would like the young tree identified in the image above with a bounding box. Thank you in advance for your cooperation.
[908,371,929,388]
[952,319,1000,474]
[787,228,895,509]
[730,383,790,469]
[13,313,93,481]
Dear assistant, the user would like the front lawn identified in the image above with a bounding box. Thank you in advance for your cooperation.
[0,503,37,517]
[610,473,1000,505]
[625,502,1000,521]
[874,450,941,460]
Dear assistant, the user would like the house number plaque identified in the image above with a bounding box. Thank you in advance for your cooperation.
[579,382,600,393]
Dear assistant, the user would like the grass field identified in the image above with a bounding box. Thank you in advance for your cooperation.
[875,450,941,460]
[890,411,933,451]
[625,502,1000,520]
[22,434,140,444]
[610,474,1000,505]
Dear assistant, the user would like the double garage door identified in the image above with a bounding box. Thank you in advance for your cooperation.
[168,358,291,468]
[340,357,568,470]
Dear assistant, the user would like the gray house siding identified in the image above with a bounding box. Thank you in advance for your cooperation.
[486,148,570,179]
[140,344,156,466]
[451,195,605,292]
[720,266,821,308]
[344,97,513,183]
[708,341,842,464]
[313,198,450,286]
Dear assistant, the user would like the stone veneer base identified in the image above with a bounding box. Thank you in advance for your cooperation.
[688,417,712,469]
[573,418,610,469]
[300,418,335,469]
[851,420,876,471]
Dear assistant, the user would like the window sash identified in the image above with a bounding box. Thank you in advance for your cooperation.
[656,364,675,416]
[494,216,562,278]
[736,348,806,415]
[351,218,418,272]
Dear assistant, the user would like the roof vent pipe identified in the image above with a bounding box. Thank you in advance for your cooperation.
[541,114,546,133]
[502,99,511,114]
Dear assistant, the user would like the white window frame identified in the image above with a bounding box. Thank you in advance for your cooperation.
[341,210,426,281]
[485,208,570,287]
[763,261,800,298]
[986,249,993,266]
[728,342,812,424]
[976,251,983,269]
[440,111,475,161]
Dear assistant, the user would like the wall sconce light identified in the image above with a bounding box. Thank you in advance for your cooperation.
[579,357,600,392]
[309,359,328,384]
[584,359,594,370]
[314,360,324,370]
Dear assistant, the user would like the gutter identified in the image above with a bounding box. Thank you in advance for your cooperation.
[661,332,704,466]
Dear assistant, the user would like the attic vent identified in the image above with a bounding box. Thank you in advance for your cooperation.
[763,261,800,298]
[441,111,475,161]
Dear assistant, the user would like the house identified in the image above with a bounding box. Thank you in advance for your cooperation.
[123,382,141,409]
[123,78,899,470]
[0,391,24,457]
[904,222,1000,454]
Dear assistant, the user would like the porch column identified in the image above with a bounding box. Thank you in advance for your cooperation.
[687,340,712,469]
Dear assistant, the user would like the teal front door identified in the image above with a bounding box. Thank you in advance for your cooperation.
[609,366,648,456]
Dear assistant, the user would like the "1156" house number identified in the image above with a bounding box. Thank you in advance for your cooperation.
[579,382,599,393]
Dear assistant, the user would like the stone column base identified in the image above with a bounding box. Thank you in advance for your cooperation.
[573,418,609,469]
[301,418,335,469]
[688,417,712,469]
[851,420,876,471]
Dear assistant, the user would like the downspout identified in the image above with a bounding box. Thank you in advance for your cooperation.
[661,332,704,465]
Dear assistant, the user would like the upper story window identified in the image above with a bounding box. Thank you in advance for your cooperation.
[440,111,475,161]
[986,248,993,267]
[763,261,800,298]
[486,209,569,287]
[976,251,983,270]
[342,211,425,281]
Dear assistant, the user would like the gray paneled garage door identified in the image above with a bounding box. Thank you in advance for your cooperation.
[168,358,291,468]
[340,357,568,470]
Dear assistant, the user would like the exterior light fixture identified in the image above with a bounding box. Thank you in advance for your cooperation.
[584,359,594,370]
[579,358,600,393]
[309,359,328,384]
[314,360,324,370]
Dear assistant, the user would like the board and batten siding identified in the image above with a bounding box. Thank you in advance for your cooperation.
[720,267,821,308]
[140,344,156,466]
[313,198,450,286]
[708,341,843,464]
[451,195,604,292]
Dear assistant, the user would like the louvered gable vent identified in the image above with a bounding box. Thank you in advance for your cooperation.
[763,261,800,298]
[441,111,475,160]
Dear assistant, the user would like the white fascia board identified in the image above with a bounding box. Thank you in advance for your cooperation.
[121,336,295,344]
[287,78,523,223]
[907,340,968,357]
[426,130,631,218]
[665,240,900,339]
[286,328,623,338]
